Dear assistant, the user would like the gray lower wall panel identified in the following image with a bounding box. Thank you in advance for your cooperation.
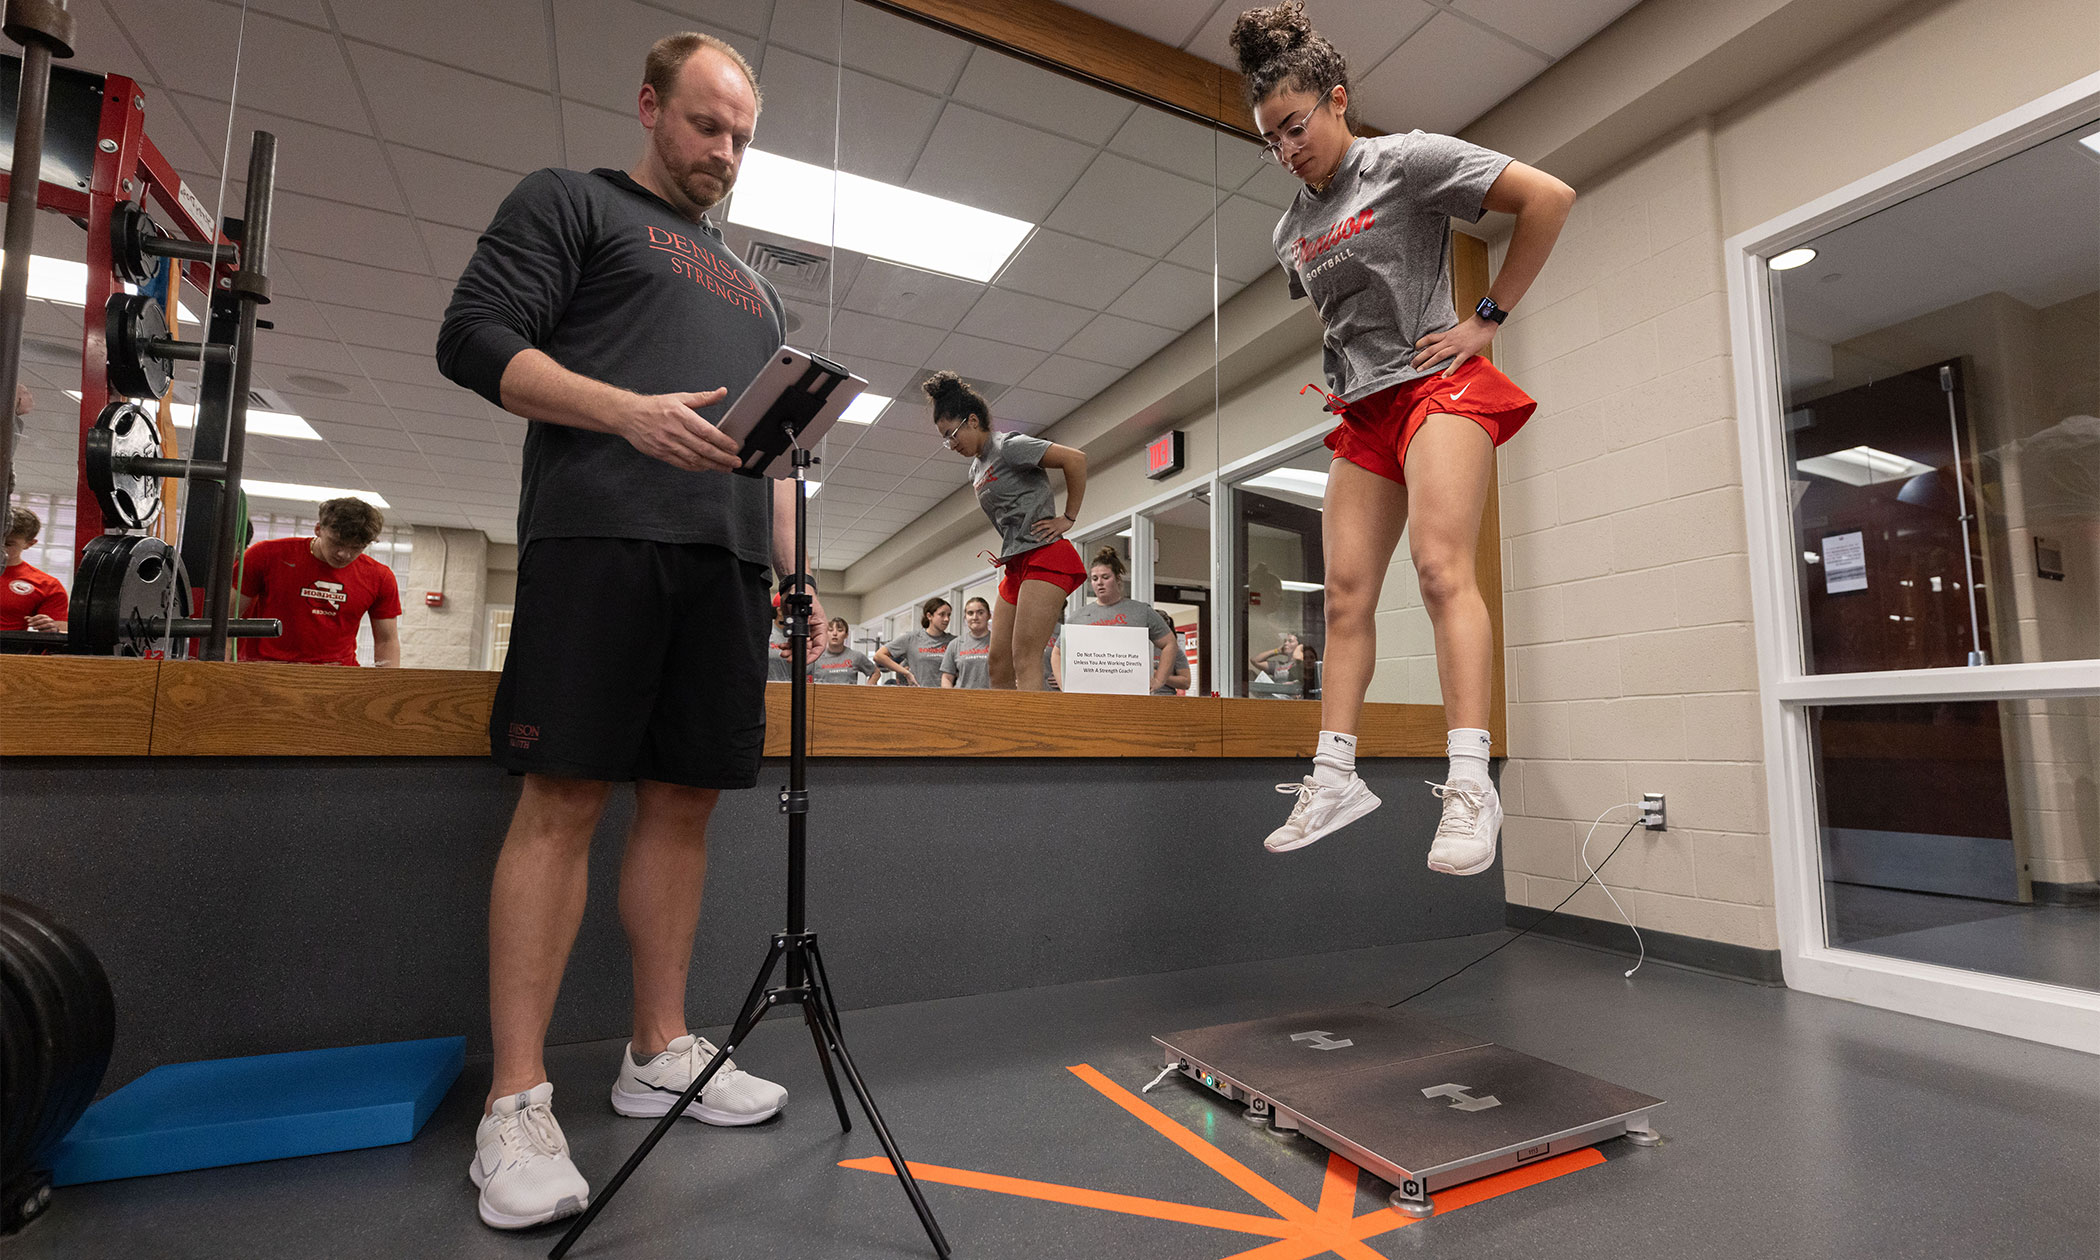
[6,756,1499,1088]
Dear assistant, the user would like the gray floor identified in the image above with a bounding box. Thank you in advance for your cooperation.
[1826,882,2100,990]
[16,934,2100,1260]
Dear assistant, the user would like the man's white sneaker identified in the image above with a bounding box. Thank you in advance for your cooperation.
[1264,774,1382,853]
[1425,780,1503,876]
[470,1082,589,1230]
[610,1034,787,1126]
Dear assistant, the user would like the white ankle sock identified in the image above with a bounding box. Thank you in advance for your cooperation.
[1313,730,1357,787]
[1446,728,1491,792]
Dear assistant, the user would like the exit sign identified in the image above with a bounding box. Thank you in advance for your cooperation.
[1145,430,1185,480]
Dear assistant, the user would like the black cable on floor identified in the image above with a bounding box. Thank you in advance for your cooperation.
[1387,821,1641,1007]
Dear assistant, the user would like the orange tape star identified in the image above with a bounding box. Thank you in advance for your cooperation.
[841,1062,1604,1259]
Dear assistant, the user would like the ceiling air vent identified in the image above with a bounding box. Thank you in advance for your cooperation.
[745,240,830,292]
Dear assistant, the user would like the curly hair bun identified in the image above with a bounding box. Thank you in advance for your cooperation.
[920,369,965,402]
[1229,1,1312,76]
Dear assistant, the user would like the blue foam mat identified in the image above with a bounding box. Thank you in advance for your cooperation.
[52,1035,464,1185]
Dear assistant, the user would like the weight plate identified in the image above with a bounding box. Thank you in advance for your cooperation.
[110,201,169,286]
[0,918,69,1167]
[104,292,171,401]
[111,536,186,659]
[0,901,114,1168]
[0,969,38,1171]
[84,400,164,530]
[64,533,124,655]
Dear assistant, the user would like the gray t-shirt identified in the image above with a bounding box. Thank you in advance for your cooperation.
[1156,639,1191,696]
[1057,597,1172,683]
[941,631,992,689]
[1273,132,1513,403]
[767,626,793,682]
[808,646,876,684]
[969,432,1060,561]
[883,628,955,688]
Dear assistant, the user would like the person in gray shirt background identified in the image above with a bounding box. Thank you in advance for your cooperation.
[809,617,878,684]
[1050,546,1174,692]
[875,596,954,687]
[941,597,994,689]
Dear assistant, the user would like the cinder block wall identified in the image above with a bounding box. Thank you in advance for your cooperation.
[397,525,488,669]
[1490,123,1778,953]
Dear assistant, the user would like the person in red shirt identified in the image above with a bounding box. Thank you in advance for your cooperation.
[2,507,68,632]
[237,497,402,666]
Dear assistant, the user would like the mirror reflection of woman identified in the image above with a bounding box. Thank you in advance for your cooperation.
[1233,2,1574,872]
[923,371,1088,690]
[875,597,953,686]
[1052,547,1176,693]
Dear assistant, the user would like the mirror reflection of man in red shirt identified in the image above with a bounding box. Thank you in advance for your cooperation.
[2,507,68,632]
[237,497,402,666]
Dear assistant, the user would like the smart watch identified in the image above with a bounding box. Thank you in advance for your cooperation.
[1475,296,1509,324]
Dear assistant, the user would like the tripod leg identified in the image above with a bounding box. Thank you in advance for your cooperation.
[807,998,952,1260]
[800,998,853,1133]
[551,939,789,1260]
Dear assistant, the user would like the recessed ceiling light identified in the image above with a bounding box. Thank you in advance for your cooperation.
[1770,247,1818,271]
[1243,468,1329,497]
[1794,444,1933,486]
[3,252,198,321]
[1279,580,1324,592]
[2080,130,2100,158]
[243,479,390,508]
[839,393,891,424]
[728,149,1033,284]
[65,390,321,440]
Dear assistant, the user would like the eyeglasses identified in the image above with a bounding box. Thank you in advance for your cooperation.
[937,422,967,449]
[1259,84,1339,164]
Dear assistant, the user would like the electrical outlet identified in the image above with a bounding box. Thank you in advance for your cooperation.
[1641,793,1667,831]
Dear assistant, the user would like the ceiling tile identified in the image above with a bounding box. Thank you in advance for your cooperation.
[325,442,434,470]
[992,387,1084,428]
[825,311,948,366]
[842,261,984,331]
[909,105,1095,223]
[1452,0,1644,59]
[1017,355,1123,398]
[767,0,973,88]
[374,380,485,416]
[319,305,444,356]
[251,329,366,376]
[118,2,365,132]
[70,0,162,90]
[1057,313,1181,371]
[347,43,561,172]
[959,289,1094,353]
[1238,159,1301,210]
[1352,13,1551,137]
[1106,106,1224,185]
[1184,1,1436,82]
[274,251,453,319]
[388,148,527,232]
[1055,0,1218,49]
[985,230,1150,310]
[753,49,944,185]
[1044,153,1214,257]
[350,345,456,390]
[1165,195,1284,283]
[336,0,553,89]
[1105,261,1214,328]
[927,333,1048,387]
[949,46,1135,146]
[560,101,641,173]
[167,93,403,214]
[553,0,763,116]
[264,192,429,273]
[420,222,488,280]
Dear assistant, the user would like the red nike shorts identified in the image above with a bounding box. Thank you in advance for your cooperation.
[997,537,1086,604]
[1323,356,1537,486]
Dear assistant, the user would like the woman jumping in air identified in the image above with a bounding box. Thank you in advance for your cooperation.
[1233,2,1574,873]
[923,371,1088,690]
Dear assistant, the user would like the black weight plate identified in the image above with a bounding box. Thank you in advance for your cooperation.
[0,969,39,1170]
[1,902,113,1165]
[6,896,114,1075]
[85,399,164,530]
[65,533,125,655]
[110,201,169,286]
[111,537,185,659]
[0,918,70,1167]
[104,292,171,401]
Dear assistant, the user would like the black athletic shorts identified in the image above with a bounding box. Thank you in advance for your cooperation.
[491,537,773,789]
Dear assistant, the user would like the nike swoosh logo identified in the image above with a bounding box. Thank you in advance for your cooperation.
[1449,384,1470,401]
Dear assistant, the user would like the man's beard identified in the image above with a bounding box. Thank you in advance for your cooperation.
[655,128,733,211]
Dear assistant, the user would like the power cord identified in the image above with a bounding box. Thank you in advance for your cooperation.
[1388,803,1648,1007]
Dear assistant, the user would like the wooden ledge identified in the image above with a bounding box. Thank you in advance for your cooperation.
[0,660,1500,759]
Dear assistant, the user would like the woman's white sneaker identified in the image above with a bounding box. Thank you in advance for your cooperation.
[470,1082,590,1230]
[610,1034,787,1126]
[1264,774,1382,853]
[1425,780,1503,876]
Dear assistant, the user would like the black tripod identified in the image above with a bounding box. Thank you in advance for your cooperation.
[552,446,950,1259]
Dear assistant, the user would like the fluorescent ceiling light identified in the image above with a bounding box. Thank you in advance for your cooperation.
[1280,580,1325,592]
[244,479,389,508]
[1243,468,1330,498]
[1769,247,1818,271]
[5,252,198,321]
[64,390,321,440]
[1795,445,1933,486]
[839,393,891,425]
[728,149,1033,284]
[803,480,822,499]
[2080,130,2100,157]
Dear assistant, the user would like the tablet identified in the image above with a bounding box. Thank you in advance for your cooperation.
[716,345,867,478]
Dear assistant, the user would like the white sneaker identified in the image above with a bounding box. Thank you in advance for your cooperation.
[610,1034,787,1126]
[470,1082,590,1230]
[1264,774,1382,853]
[1425,780,1503,876]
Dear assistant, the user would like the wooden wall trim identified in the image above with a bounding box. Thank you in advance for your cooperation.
[862,0,1257,138]
[3,661,1470,759]
[0,658,160,756]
